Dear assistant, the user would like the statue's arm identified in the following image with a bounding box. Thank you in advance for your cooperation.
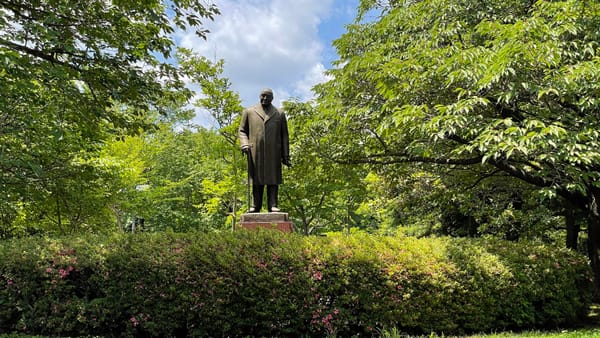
[239,110,250,151]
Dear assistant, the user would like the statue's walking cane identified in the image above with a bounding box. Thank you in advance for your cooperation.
[245,149,251,211]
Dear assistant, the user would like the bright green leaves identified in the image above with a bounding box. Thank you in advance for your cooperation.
[318,0,600,194]
[170,0,220,38]
[308,0,600,239]
[177,50,245,230]
[471,119,568,164]
[104,126,236,233]
[0,0,220,236]
[280,100,370,234]
[0,0,219,131]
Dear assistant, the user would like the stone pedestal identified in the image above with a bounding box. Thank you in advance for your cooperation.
[239,212,294,233]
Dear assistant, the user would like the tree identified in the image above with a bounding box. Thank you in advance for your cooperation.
[178,49,246,230]
[316,0,600,283]
[0,0,219,136]
[104,120,236,233]
[281,101,370,235]
[0,0,219,235]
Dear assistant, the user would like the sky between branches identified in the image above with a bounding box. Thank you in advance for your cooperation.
[174,0,359,126]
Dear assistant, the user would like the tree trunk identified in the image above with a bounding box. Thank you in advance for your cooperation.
[586,192,600,291]
[565,206,580,250]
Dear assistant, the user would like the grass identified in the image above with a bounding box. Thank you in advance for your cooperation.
[469,329,600,337]
[376,328,600,337]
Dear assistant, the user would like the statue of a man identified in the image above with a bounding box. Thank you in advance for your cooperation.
[239,88,291,212]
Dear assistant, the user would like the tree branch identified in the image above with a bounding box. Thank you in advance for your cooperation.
[338,152,483,166]
[366,127,389,152]
[0,39,82,72]
[464,169,503,190]
[490,159,553,188]
[0,0,86,27]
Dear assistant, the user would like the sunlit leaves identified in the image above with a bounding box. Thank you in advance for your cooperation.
[318,0,600,196]
[0,0,219,235]
[307,0,600,241]
[281,101,370,234]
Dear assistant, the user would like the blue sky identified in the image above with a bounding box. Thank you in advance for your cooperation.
[175,0,360,126]
[318,1,359,68]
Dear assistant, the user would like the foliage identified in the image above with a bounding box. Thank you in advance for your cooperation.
[316,0,600,282]
[282,101,371,234]
[0,0,219,236]
[99,52,248,233]
[358,168,567,243]
[177,49,243,141]
[178,49,246,229]
[103,124,236,232]
[0,232,592,336]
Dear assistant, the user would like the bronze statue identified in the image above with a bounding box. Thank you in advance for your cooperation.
[239,88,291,212]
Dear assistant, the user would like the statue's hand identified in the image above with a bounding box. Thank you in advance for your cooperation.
[283,157,292,167]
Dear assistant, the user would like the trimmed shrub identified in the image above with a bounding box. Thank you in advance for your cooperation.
[0,231,593,336]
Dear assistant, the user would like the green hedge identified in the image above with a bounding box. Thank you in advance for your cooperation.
[0,231,593,336]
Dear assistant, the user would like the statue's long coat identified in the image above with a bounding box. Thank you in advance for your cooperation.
[239,103,289,185]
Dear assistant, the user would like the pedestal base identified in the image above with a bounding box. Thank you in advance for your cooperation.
[239,212,294,233]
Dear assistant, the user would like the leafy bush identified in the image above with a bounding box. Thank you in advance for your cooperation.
[0,231,593,336]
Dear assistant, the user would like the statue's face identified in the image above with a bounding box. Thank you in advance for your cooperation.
[260,93,273,106]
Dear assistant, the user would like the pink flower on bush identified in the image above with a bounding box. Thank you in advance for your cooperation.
[46,267,53,273]
[56,265,75,278]
[321,313,335,334]
[7,279,13,286]
[310,309,322,324]
[312,271,323,281]
[311,308,339,334]
[322,313,333,324]
[130,316,139,327]
[257,261,267,269]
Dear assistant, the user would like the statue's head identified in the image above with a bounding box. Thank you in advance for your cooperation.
[260,88,274,106]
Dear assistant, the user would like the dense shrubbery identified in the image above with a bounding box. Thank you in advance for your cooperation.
[0,231,593,336]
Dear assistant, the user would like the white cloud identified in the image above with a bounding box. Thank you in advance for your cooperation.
[293,62,331,101]
[176,0,338,123]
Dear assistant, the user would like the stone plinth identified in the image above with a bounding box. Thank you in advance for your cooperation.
[239,212,294,233]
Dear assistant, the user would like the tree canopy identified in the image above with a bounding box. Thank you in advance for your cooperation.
[315,0,600,281]
[0,0,219,235]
